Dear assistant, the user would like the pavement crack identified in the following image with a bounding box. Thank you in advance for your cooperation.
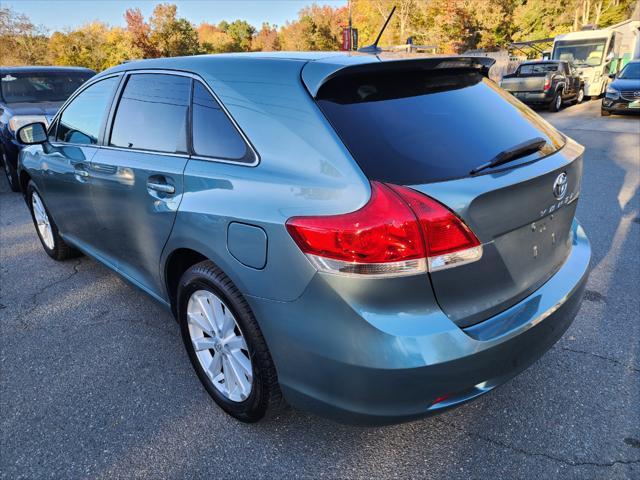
[435,418,640,468]
[560,346,640,373]
[14,258,83,328]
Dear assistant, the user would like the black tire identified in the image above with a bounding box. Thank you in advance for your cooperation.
[26,180,81,260]
[549,90,563,112]
[601,109,611,116]
[2,148,20,192]
[576,87,585,104]
[177,260,282,422]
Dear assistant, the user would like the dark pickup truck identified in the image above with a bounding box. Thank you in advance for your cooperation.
[500,60,584,112]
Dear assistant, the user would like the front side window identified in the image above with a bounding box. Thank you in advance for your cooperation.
[56,76,119,145]
[110,74,190,154]
[191,81,249,161]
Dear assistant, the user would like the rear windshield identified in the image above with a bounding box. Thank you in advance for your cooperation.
[1,71,94,104]
[316,69,565,184]
[518,63,559,74]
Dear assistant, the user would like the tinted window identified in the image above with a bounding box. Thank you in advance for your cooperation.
[518,63,558,74]
[57,76,119,145]
[110,74,190,153]
[192,81,248,161]
[1,71,94,103]
[317,69,565,185]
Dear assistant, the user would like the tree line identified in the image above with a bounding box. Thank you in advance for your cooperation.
[1,1,637,71]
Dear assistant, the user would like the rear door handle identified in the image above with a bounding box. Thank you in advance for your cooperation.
[147,181,175,194]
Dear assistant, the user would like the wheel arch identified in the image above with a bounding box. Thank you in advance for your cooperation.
[164,247,209,317]
[19,169,31,196]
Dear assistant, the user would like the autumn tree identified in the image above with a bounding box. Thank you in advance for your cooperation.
[198,23,236,53]
[48,22,141,71]
[252,23,280,51]
[225,20,255,51]
[148,3,200,57]
[124,8,157,58]
[279,4,347,51]
[0,7,49,65]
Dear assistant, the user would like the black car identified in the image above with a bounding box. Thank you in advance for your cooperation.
[602,60,640,116]
[1,66,95,191]
[499,60,584,112]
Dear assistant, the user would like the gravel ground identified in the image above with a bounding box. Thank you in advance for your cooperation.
[1,99,639,479]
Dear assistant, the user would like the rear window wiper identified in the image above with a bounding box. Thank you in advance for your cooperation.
[470,137,547,175]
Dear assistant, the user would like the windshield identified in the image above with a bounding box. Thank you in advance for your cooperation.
[618,62,640,79]
[552,38,608,67]
[0,71,94,103]
[518,63,559,75]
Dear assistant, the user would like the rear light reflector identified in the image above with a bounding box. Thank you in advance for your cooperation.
[286,182,482,277]
[386,184,482,272]
[543,77,551,91]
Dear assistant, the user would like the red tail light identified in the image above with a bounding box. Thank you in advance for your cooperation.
[543,77,551,91]
[286,182,482,277]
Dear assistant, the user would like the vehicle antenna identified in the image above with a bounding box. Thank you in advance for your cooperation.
[358,5,396,54]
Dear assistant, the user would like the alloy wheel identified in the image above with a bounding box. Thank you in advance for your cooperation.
[556,94,562,110]
[31,191,55,250]
[187,289,253,402]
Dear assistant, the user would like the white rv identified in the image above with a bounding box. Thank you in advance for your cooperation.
[552,29,618,97]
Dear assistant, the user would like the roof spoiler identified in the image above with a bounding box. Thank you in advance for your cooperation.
[302,56,496,98]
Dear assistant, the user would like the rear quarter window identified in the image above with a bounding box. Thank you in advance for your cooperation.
[316,69,565,185]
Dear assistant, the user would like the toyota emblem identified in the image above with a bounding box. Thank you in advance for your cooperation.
[553,172,568,200]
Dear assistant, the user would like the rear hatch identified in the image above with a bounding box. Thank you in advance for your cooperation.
[307,56,583,327]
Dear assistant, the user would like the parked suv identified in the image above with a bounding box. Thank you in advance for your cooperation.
[601,60,640,116]
[17,54,590,425]
[500,60,584,111]
[1,66,95,191]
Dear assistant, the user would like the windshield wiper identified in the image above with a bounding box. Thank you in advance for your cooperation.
[470,137,547,175]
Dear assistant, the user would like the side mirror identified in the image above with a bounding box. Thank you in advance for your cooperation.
[17,122,47,145]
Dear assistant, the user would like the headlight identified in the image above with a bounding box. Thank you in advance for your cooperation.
[8,115,48,133]
[605,86,620,99]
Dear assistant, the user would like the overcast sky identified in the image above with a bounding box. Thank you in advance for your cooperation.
[5,0,348,31]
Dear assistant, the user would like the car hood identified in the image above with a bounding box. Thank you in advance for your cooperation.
[610,78,640,91]
[5,101,63,118]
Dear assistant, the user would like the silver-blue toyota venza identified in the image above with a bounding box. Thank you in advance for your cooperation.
[16,53,591,425]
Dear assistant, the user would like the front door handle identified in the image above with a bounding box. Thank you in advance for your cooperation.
[147,180,176,194]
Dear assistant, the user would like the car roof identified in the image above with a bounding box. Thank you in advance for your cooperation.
[0,66,96,74]
[102,52,495,97]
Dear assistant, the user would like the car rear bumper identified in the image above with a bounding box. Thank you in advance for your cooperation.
[509,91,554,104]
[247,220,590,425]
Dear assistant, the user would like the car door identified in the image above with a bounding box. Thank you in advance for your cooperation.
[89,72,191,297]
[37,75,121,247]
[569,64,581,94]
[560,62,574,98]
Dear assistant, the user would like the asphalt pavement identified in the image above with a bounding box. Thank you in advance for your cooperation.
[1,99,639,479]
